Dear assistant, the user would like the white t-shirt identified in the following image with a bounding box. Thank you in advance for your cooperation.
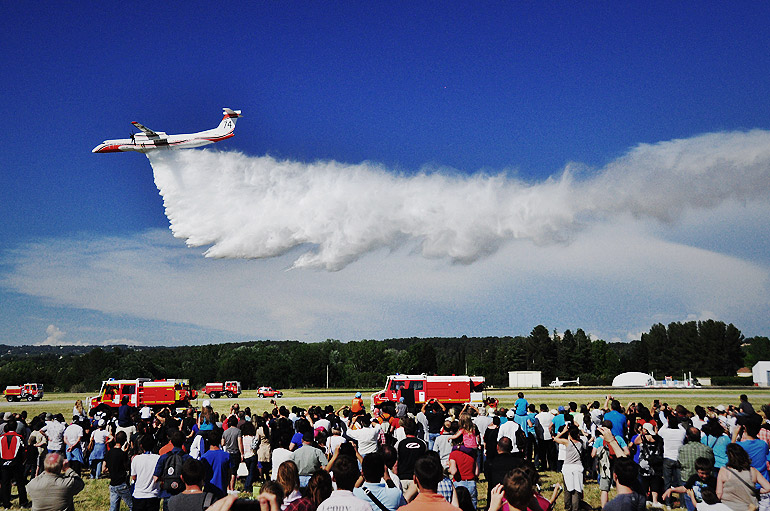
[131,453,160,498]
[92,429,110,445]
[42,420,65,451]
[317,490,373,511]
[536,412,554,440]
[63,423,83,447]
[327,435,347,456]
[696,503,732,511]
[272,448,293,480]
[659,425,686,461]
[347,425,381,455]
[498,420,521,452]
[474,416,493,445]
[315,418,331,432]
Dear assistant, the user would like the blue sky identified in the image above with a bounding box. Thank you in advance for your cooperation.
[2,3,770,346]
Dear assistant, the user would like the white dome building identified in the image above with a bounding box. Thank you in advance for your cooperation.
[612,372,655,387]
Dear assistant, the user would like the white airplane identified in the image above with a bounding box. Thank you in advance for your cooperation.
[549,376,580,387]
[92,108,242,153]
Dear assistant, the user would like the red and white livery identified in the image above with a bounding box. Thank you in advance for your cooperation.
[92,108,242,153]
[371,374,485,409]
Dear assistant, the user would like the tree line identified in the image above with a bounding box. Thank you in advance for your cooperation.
[0,319,766,392]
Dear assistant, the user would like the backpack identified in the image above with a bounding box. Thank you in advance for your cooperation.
[160,452,185,495]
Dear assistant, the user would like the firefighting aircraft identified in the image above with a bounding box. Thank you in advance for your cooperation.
[92,108,242,153]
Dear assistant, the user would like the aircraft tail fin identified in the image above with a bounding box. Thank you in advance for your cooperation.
[215,108,242,134]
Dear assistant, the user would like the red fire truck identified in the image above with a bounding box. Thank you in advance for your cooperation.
[371,374,485,410]
[89,378,198,411]
[4,383,44,402]
[202,381,242,399]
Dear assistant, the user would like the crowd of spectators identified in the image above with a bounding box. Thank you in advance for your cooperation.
[0,392,767,511]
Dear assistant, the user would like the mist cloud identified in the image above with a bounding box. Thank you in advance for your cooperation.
[148,130,770,270]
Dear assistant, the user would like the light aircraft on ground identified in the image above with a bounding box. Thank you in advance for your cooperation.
[92,108,242,153]
[549,376,580,387]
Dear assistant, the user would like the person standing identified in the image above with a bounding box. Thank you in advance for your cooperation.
[41,414,65,455]
[27,453,84,511]
[221,417,244,492]
[659,415,686,508]
[201,429,230,499]
[483,437,522,509]
[63,417,84,475]
[554,426,584,511]
[395,419,427,492]
[292,432,327,487]
[448,437,478,508]
[0,419,29,509]
[423,400,447,451]
[535,404,555,471]
[105,431,133,511]
[351,393,365,417]
[132,435,161,511]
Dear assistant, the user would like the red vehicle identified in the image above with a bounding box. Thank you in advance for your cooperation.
[4,383,44,402]
[89,378,197,411]
[257,386,283,398]
[371,374,485,410]
[203,381,242,399]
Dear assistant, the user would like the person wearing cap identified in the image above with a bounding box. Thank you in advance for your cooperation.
[497,410,521,454]
[292,431,327,487]
[635,422,664,508]
[351,392,365,417]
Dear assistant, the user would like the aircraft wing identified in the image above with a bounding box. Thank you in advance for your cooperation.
[131,121,160,139]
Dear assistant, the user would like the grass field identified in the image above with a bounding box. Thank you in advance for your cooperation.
[1,387,767,510]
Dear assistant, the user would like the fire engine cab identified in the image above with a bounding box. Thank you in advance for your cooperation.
[371,374,485,410]
[89,378,198,411]
[4,383,44,402]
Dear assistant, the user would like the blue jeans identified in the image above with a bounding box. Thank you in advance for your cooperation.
[662,458,681,506]
[682,493,695,511]
[454,480,477,508]
[428,433,440,450]
[109,482,133,511]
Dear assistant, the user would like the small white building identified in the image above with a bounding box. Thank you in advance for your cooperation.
[752,361,770,387]
[612,372,655,388]
[508,371,542,388]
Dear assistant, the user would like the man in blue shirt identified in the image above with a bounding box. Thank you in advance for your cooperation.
[201,428,230,499]
[603,397,627,440]
[353,452,406,511]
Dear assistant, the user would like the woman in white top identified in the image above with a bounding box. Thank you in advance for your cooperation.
[554,425,585,511]
[88,419,110,479]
